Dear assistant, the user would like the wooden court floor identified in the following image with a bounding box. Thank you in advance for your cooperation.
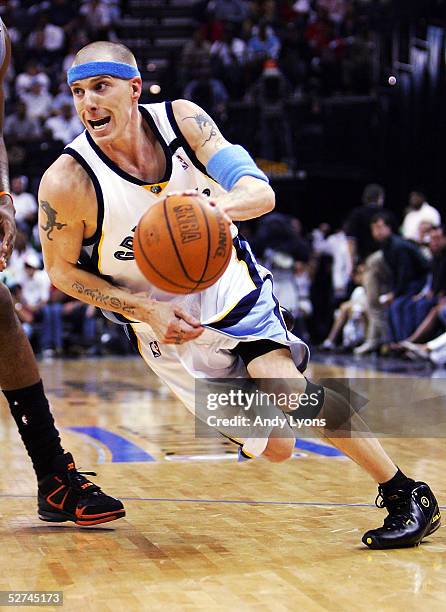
[0,357,445,611]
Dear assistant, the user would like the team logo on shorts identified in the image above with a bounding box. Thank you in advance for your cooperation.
[149,341,161,358]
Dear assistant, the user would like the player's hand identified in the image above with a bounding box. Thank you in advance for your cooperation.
[166,189,232,226]
[0,200,16,271]
[133,296,204,344]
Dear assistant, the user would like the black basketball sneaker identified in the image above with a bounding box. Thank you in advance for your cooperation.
[362,481,440,549]
[38,453,125,526]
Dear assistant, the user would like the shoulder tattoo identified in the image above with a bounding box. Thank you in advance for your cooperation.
[39,200,67,241]
[182,112,220,147]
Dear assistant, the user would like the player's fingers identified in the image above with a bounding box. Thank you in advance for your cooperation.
[208,200,231,225]
[177,320,204,339]
[164,319,204,343]
[0,219,15,263]
[164,327,203,344]
[174,309,202,328]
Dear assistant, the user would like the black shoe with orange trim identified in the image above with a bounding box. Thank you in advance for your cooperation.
[38,453,125,526]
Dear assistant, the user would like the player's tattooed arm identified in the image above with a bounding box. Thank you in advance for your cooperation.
[173,100,228,157]
[71,281,136,314]
[181,112,224,148]
[39,200,67,241]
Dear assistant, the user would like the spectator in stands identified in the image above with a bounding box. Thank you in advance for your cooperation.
[9,283,34,340]
[304,5,332,55]
[44,102,83,145]
[11,175,38,236]
[52,82,73,112]
[26,11,66,62]
[406,333,446,365]
[4,101,42,144]
[397,226,446,347]
[206,0,251,29]
[321,225,352,299]
[247,59,293,162]
[247,21,281,64]
[2,230,38,289]
[80,0,114,38]
[401,190,441,244]
[20,79,54,122]
[179,28,212,89]
[369,211,430,343]
[345,183,386,266]
[18,252,51,353]
[278,21,310,91]
[47,0,81,35]
[345,184,398,354]
[15,59,50,97]
[254,213,310,323]
[396,226,446,340]
[183,62,229,122]
[319,0,349,27]
[321,264,367,350]
[210,24,247,98]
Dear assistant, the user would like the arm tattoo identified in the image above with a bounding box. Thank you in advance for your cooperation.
[182,112,219,147]
[39,200,67,241]
[72,281,136,315]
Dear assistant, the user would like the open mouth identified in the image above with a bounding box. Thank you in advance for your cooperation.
[88,116,111,131]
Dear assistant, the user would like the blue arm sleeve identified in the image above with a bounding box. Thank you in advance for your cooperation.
[206,145,269,192]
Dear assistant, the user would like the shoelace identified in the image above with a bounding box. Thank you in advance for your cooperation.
[67,468,101,494]
[375,487,412,529]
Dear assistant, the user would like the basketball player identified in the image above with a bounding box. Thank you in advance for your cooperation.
[0,21,124,525]
[38,41,440,548]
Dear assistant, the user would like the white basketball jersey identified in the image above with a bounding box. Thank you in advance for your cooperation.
[64,102,309,425]
[65,102,269,329]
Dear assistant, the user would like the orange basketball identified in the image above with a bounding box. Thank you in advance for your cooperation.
[134,193,232,294]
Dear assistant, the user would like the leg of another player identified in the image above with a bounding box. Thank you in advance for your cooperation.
[0,282,61,478]
[0,283,124,525]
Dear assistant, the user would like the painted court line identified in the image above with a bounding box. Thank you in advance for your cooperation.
[1,493,445,510]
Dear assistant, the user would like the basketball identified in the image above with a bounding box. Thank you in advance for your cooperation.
[134,193,232,294]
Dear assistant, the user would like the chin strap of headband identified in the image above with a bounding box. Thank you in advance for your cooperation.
[67,61,141,85]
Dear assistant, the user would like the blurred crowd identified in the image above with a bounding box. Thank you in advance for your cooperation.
[1,0,382,185]
[185,0,377,104]
[246,184,445,365]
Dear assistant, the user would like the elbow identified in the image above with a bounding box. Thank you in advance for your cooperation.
[46,268,64,292]
[264,183,275,213]
[45,262,70,293]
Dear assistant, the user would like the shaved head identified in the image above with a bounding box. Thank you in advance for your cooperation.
[72,41,137,67]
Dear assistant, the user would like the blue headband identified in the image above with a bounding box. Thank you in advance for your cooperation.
[67,61,141,85]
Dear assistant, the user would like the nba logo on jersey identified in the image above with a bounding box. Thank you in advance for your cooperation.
[149,341,161,358]
[176,154,189,170]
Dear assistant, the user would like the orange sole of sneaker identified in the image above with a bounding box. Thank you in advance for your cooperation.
[75,511,126,526]
[39,509,126,526]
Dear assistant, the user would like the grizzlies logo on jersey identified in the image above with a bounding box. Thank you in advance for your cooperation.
[114,227,136,261]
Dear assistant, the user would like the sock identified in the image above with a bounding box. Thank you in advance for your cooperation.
[3,380,64,481]
[379,468,414,495]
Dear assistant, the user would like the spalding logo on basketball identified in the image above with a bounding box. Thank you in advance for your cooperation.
[134,193,232,294]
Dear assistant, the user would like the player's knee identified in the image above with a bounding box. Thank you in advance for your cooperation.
[262,437,294,463]
[0,283,16,330]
